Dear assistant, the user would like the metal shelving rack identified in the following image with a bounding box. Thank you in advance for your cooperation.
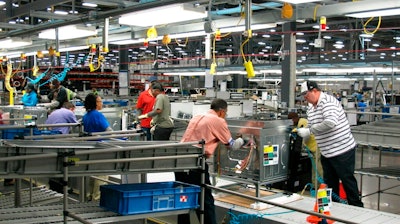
[0,139,206,224]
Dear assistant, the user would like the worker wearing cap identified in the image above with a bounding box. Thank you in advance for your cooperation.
[288,112,323,190]
[297,81,363,207]
[135,76,157,140]
[22,82,39,106]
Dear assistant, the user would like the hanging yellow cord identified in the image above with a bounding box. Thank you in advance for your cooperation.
[174,36,188,47]
[240,36,250,63]
[313,4,321,21]
[0,60,21,77]
[363,16,381,35]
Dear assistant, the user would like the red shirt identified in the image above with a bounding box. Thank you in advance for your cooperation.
[136,89,155,128]
[181,110,233,157]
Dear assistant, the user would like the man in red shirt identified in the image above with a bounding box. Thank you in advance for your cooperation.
[135,76,157,140]
[176,98,244,224]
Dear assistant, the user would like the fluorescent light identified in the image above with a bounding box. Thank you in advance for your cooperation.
[54,10,68,15]
[346,8,400,18]
[0,37,32,48]
[39,25,97,40]
[82,2,98,7]
[275,0,321,4]
[0,1,5,6]
[119,3,207,27]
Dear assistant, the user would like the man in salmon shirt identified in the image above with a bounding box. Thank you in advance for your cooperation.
[176,98,244,224]
[136,76,157,140]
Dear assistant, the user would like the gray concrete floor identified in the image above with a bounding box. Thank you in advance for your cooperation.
[355,146,400,214]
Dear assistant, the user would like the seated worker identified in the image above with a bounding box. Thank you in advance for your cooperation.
[22,83,39,106]
[45,102,78,134]
[288,112,323,190]
[82,93,112,133]
[82,93,112,201]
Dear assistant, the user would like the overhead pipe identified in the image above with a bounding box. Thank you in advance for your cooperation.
[211,2,282,16]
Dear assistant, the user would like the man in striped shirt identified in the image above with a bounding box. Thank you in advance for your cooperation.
[297,81,363,207]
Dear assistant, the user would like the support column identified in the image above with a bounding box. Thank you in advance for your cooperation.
[281,22,297,109]
[119,46,129,96]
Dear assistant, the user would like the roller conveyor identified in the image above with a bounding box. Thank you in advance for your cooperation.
[0,140,206,223]
[0,186,63,208]
[355,166,400,180]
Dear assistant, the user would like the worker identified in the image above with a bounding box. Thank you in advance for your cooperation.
[138,82,174,140]
[92,88,99,96]
[47,79,68,111]
[297,81,363,207]
[135,76,157,140]
[65,87,83,101]
[82,93,112,201]
[82,93,112,133]
[21,82,39,106]
[357,99,367,124]
[288,112,323,190]
[45,102,78,134]
[175,98,244,224]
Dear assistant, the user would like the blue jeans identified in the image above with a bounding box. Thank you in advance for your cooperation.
[321,148,364,207]
[141,127,152,141]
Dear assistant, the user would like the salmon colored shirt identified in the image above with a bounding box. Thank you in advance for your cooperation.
[136,89,155,128]
[181,110,233,157]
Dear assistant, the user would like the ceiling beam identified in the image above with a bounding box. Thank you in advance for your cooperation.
[0,22,33,29]
[29,10,80,21]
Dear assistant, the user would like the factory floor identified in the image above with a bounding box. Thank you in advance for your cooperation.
[0,147,399,223]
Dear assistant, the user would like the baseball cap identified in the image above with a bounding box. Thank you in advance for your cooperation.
[300,81,319,94]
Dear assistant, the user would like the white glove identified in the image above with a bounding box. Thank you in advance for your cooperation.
[232,137,244,150]
[138,114,148,119]
[297,128,311,139]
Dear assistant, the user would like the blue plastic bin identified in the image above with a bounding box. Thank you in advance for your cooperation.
[100,181,200,215]
[1,128,30,139]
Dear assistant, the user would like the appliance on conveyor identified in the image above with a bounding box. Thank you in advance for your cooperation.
[213,119,292,195]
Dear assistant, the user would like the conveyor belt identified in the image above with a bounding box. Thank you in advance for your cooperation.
[0,202,192,224]
[0,186,63,208]
[215,194,400,224]
[355,166,400,180]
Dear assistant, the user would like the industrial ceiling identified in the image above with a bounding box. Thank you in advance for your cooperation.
[0,0,399,78]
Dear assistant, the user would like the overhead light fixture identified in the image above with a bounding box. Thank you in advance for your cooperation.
[346,8,400,18]
[0,37,32,48]
[119,3,207,27]
[82,2,98,7]
[39,25,97,40]
[275,0,321,4]
[0,1,5,6]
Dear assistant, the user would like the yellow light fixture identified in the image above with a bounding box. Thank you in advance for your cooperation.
[119,3,207,27]
[147,26,158,39]
[39,25,97,40]
[162,34,171,45]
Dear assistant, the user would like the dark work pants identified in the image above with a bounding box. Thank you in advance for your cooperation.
[153,127,173,140]
[321,148,364,207]
[175,163,217,224]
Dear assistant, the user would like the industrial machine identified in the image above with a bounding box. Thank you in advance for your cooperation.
[213,119,292,196]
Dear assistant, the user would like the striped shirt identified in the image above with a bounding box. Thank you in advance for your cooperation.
[307,92,356,158]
